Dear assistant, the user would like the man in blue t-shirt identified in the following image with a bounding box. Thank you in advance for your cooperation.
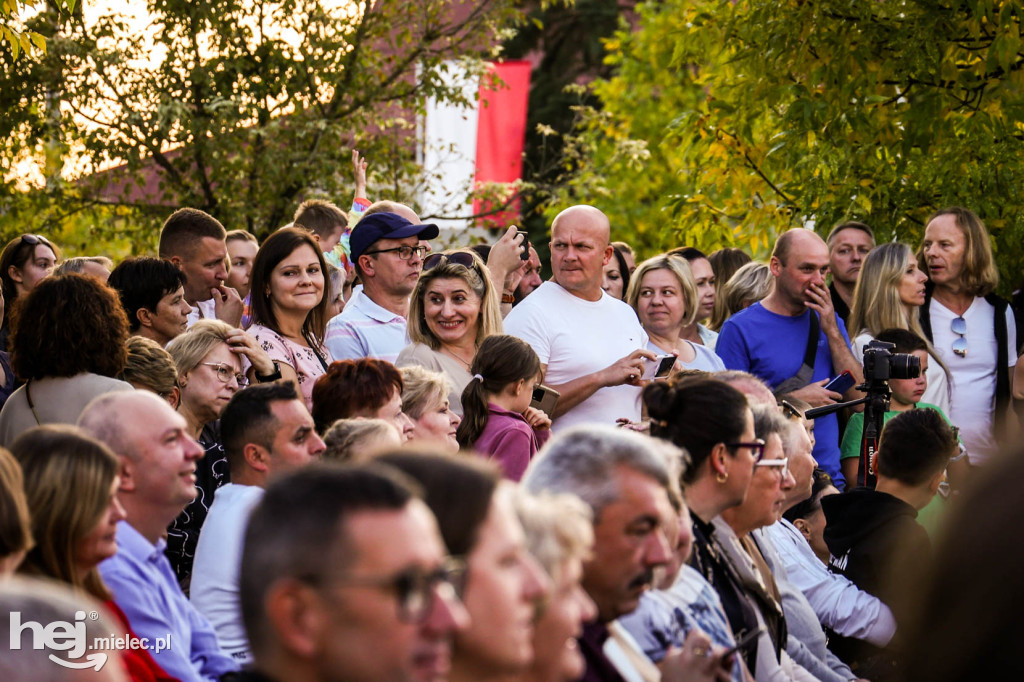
[717,228,864,489]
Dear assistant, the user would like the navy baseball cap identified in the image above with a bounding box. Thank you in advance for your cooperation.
[350,212,440,261]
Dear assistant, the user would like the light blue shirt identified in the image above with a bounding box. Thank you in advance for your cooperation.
[99,521,239,682]
[324,290,409,363]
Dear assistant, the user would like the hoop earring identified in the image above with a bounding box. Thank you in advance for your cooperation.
[716,471,728,484]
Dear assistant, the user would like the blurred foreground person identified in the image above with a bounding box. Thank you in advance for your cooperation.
[379,452,549,682]
[902,445,1024,682]
[238,463,469,682]
[0,577,127,681]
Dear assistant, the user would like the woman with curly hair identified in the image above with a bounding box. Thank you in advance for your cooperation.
[0,274,134,446]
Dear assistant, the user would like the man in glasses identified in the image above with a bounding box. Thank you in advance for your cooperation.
[159,207,245,328]
[821,407,959,678]
[717,228,864,491]
[78,390,239,682]
[190,383,326,664]
[238,463,469,682]
[325,212,440,363]
[919,206,1017,468]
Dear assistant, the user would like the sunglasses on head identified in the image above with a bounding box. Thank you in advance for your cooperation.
[423,251,479,272]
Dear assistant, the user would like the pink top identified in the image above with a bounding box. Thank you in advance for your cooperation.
[471,404,551,482]
[247,324,330,411]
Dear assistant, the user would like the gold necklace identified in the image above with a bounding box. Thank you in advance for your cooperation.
[442,346,474,367]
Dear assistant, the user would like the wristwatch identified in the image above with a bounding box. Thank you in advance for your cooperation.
[254,361,283,383]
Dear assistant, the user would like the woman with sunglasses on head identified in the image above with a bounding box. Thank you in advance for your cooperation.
[397,249,503,417]
[164,319,273,589]
[847,242,952,414]
[0,233,60,352]
[918,207,1016,469]
[644,376,765,677]
[246,226,333,411]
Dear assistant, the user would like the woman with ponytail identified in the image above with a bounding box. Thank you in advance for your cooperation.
[457,335,552,481]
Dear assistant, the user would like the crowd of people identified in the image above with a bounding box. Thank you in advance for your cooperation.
[0,168,1022,682]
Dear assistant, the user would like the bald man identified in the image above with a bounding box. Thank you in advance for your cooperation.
[504,205,653,431]
[716,229,863,489]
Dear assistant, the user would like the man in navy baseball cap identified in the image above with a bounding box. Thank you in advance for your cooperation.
[325,212,440,362]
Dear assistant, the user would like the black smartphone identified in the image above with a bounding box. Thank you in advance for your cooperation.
[516,230,531,261]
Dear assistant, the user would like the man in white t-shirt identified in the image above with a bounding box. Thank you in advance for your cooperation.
[190,382,325,663]
[919,207,1017,466]
[504,205,654,431]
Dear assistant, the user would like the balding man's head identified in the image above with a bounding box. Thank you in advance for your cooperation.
[549,205,613,300]
[772,228,827,265]
[79,390,180,460]
[551,205,611,242]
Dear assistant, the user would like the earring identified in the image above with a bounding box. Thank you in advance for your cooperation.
[716,471,729,484]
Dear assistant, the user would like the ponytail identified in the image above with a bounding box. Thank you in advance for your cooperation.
[456,335,541,448]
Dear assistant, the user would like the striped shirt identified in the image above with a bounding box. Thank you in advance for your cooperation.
[324,292,409,363]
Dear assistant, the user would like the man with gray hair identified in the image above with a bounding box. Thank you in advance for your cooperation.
[524,425,729,682]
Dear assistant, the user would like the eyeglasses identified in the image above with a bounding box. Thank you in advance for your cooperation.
[326,557,466,624]
[423,251,480,272]
[756,457,790,477]
[201,362,248,388]
[726,439,766,463]
[951,316,967,357]
[364,245,429,261]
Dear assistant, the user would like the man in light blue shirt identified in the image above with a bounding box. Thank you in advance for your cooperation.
[80,391,239,682]
[325,211,439,363]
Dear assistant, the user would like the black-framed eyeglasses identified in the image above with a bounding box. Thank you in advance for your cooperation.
[726,439,767,463]
[364,245,429,261]
[423,251,481,273]
[201,362,248,388]
[951,316,967,357]
[324,556,466,624]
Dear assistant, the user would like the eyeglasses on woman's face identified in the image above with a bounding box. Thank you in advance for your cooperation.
[726,438,767,463]
[201,362,248,388]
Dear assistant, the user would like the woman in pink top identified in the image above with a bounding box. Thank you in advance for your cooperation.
[457,335,551,481]
[246,227,332,409]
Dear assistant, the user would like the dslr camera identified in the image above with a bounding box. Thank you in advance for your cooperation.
[862,339,920,382]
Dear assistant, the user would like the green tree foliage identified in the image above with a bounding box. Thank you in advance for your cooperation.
[557,0,1024,289]
[0,0,519,252]
[1,0,75,59]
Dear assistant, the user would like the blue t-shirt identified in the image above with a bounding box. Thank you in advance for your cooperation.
[716,302,853,489]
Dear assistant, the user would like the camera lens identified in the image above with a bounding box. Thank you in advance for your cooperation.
[888,353,921,380]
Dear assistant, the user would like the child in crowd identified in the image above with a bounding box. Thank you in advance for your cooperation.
[456,334,551,481]
[839,328,962,535]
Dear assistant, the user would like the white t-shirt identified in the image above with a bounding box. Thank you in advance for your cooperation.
[929,297,1017,464]
[190,483,265,664]
[853,331,951,415]
[504,281,648,431]
[186,298,217,328]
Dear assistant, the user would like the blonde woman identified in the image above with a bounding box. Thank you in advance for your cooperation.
[397,250,503,416]
[711,262,774,331]
[848,242,951,412]
[626,255,725,372]
[399,365,461,453]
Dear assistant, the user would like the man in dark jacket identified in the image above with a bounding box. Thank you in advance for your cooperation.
[822,408,958,679]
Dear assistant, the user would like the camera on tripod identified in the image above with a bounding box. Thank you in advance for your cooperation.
[862,339,920,383]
